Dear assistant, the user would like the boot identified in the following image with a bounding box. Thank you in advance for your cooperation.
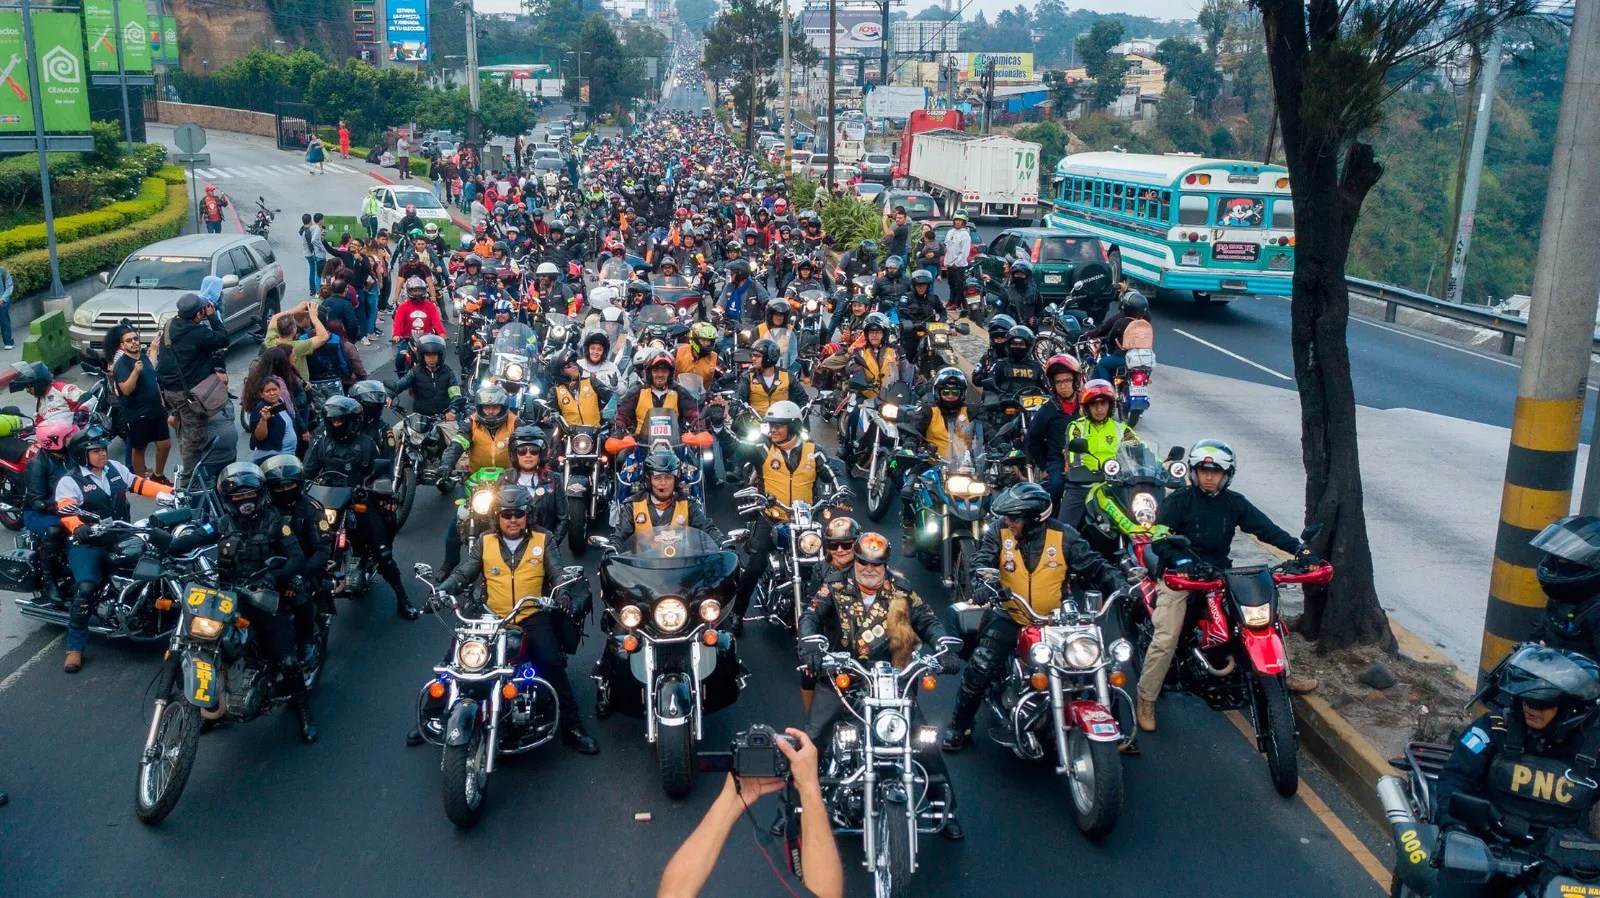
[405,726,425,747]
[1286,673,1319,695]
[939,784,964,840]
[562,722,599,755]
[1136,697,1158,733]
[63,650,82,673]
[388,570,420,621]
[941,679,983,751]
[294,698,319,744]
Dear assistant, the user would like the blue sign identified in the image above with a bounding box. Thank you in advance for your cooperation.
[385,0,429,62]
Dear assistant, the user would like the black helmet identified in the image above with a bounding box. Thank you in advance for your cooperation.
[727,259,751,278]
[796,256,815,273]
[416,333,447,359]
[1491,645,1600,737]
[563,225,580,238]
[643,448,679,478]
[626,280,652,299]
[858,239,879,257]
[348,379,388,412]
[549,348,581,384]
[217,461,267,520]
[864,312,891,333]
[987,314,1017,341]
[766,298,790,320]
[7,360,50,394]
[323,396,362,441]
[1535,515,1600,603]
[1005,325,1036,360]
[68,428,111,465]
[991,482,1053,526]
[511,425,548,456]
[259,453,305,507]
[752,338,781,368]
[582,329,611,356]
[494,484,533,519]
[463,255,482,270]
[910,269,934,288]
[1120,290,1150,316]
[724,240,741,254]
[932,367,967,400]
[175,292,206,319]
[1011,260,1033,277]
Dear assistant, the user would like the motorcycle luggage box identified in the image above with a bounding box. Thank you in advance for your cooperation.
[945,601,986,660]
[0,548,38,592]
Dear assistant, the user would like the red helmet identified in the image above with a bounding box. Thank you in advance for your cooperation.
[405,203,416,213]
[1079,379,1116,405]
[644,349,675,374]
[774,198,788,212]
[675,207,689,219]
[1045,354,1081,381]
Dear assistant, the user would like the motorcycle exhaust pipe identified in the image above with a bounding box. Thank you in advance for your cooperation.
[1191,647,1236,677]
[1378,774,1439,893]
[1377,775,1415,825]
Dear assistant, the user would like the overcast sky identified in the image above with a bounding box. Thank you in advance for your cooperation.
[901,0,1199,20]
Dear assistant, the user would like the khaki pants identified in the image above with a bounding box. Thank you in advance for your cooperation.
[161,389,210,474]
[1137,582,1191,703]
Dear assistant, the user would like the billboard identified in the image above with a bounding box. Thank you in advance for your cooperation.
[0,10,90,132]
[801,8,883,53]
[963,52,1033,83]
[85,0,152,72]
[386,0,429,62]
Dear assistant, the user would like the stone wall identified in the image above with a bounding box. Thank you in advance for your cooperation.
[146,100,277,139]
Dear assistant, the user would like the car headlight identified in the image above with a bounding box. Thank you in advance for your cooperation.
[504,363,525,382]
[880,403,898,422]
[1064,635,1102,669]
[1028,641,1053,667]
[1240,604,1273,628]
[1131,491,1159,525]
[873,711,909,744]
[470,489,495,515]
[619,604,643,629]
[456,639,490,671]
[699,599,722,623]
[798,531,823,555]
[654,597,689,632]
[570,433,594,455]
[187,616,224,639]
[72,307,95,326]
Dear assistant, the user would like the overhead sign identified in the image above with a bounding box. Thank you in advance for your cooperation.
[352,9,375,24]
[354,25,376,43]
[963,52,1034,83]
[385,0,429,62]
[85,0,152,72]
[0,10,90,132]
[801,9,883,52]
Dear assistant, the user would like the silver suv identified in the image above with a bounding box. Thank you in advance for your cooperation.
[69,234,286,355]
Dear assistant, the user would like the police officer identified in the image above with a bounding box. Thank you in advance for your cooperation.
[614,448,722,544]
[304,396,420,620]
[348,379,396,462]
[1432,645,1600,898]
[972,313,1018,388]
[1529,515,1600,660]
[978,325,1045,398]
[261,453,333,661]
[941,482,1125,752]
[435,484,599,754]
[214,462,317,743]
[897,269,944,367]
[798,531,965,840]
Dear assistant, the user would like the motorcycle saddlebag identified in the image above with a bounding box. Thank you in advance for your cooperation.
[0,547,39,592]
[944,601,987,661]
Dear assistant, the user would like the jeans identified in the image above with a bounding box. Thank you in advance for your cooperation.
[65,545,109,652]
[0,297,12,345]
[363,285,380,338]
[1093,353,1125,383]
[304,256,321,296]
[204,219,222,234]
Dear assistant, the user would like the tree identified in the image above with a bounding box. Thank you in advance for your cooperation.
[1253,0,1528,650]
[567,14,645,117]
[1197,0,1241,58]
[1076,19,1127,110]
[1156,85,1204,151]
[1043,70,1077,119]
[701,0,782,148]
[527,0,585,51]
[1155,36,1221,110]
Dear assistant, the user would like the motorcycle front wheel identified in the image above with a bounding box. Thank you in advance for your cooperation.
[865,453,892,522]
[134,687,203,825]
[568,496,590,555]
[1257,674,1300,797]
[657,719,697,799]
[874,794,913,898]
[394,463,419,531]
[442,726,490,827]
[1065,728,1123,840]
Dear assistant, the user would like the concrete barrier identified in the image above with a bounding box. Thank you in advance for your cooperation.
[146,101,277,139]
[23,310,74,371]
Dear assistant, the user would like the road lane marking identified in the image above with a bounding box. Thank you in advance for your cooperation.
[0,633,62,694]
[193,168,218,179]
[1225,710,1389,888]
[326,163,355,174]
[1171,328,1295,381]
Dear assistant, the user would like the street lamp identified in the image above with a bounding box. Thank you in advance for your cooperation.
[564,50,592,121]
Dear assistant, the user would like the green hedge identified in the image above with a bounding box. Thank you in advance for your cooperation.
[0,177,172,259]
[155,164,187,185]
[2,183,189,297]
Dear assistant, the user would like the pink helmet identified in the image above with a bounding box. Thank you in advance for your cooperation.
[35,418,76,452]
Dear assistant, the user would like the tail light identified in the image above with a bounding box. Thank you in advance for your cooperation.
[336,530,348,550]
[1131,370,1149,386]
[1030,241,1040,263]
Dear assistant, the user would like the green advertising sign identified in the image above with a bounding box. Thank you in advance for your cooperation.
[120,1,152,72]
[85,0,151,72]
[0,11,90,133]
[163,16,178,61]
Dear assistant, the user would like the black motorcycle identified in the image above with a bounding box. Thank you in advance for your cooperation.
[247,196,280,239]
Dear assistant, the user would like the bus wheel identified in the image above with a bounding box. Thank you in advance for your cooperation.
[1194,291,1220,306]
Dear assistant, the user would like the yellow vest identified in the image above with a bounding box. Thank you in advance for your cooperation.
[925,405,973,460]
[482,531,548,624]
[1066,417,1134,470]
[758,323,794,356]
[556,378,602,426]
[747,370,792,417]
[762,441,817,521]
[999,528,1069,625]
[860,346,896,398]
[674,344,718,381]
[631,498,689,538]
[468,418,515,472]
[633,388,680,435]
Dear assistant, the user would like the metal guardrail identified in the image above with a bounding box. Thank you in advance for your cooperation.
[1345,275,1600,356]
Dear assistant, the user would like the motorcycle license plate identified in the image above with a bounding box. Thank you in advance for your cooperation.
[1021,395,1046,410]
[1128,385,1149,398]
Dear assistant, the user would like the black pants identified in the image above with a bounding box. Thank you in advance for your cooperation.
[944,265,967,307]
[350,508,410,606]
[949,610,1022,731]
[734,519,777,617]
[512,613,582,726]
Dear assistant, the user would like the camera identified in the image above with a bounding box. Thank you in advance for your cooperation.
[731,724,796,778]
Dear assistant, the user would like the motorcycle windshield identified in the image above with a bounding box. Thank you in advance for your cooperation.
[676,373,704,402]
[654,286,697,307]
[797,289,826,307]
[493,323,537,354]
[635,304,672,328]
[600,258,630,281]
[1109,442,1165,482]
[603,527,739,594]
[851,276,875,292]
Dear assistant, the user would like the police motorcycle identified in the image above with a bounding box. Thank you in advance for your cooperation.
[133,560,327,824]
[392,411,451,530]
[410,562,588,828]
[902,441,991,601]
[1029,267,1110,365]
[736,487,850,631]
[813,647,958,898]
[948,569,1132,839]
[917,320,969,381]
[589,526,746,797]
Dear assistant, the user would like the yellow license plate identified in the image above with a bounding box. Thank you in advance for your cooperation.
[1021,396,1046,410]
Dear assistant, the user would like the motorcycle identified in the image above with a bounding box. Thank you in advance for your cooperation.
[851,382,911,523]
[247,196,279,239]
[950,570,1133,839]
[1077,442,1186,559]
[484,322,541,420]
[1119,538,1332,796]
[590,526,746,797]
[813,649,956,898]
[392,411,450,530]
[0,417,34,530]
[305,465,395,598]
[903,445,990,600]
[550,416,608,556]
[917,320,968,379]
[133,563,329,824]
[410,562,586,827]
[736,487,847,631]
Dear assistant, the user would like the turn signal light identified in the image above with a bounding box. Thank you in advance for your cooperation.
[1029,672,1049,690]
[154,597,173,611]
[921,675,937,692]
[428,681,446,700]
[702,630,719,647]
[834,673,852,690]
[1110,670,1127,688]
[234,617,250,630]
[501,683,519,700]
[621,635,640,653]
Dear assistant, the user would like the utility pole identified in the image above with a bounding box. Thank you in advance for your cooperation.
[462,0,481,145]
[1445,35,1501,306]
[981,56,995,134]
[781,0,793,178]
[20,0,65,299]
[110,0,134,153]
[1483,0,1600,680]
[879,0,889,86]
[826,0,836,190]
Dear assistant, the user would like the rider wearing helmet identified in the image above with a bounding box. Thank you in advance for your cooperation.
[973,314,1018,384]
[836,238,879,281]
[214,460,317,743]
[846,312,914,401]
[54,429,174,672]
[305,395,420,620]
[1137,440,1317,732]
[715,257,773,324]
[1002,259,1044,327]
[392,332,465,444]
[533,260,575,311]
[9,359,83,425]
[799,530,966,840]
[871,254,909,308]
[977,326,1045,406]
[1087,288,1154,382]
[674,321,721,381]
[548,348,614,428]
[347,379,395,460]
[756,297,799,371]
[940,482,1126,754]
[784,255,827,299]
[1434,645,1600,848]
[737,337,806,418]
[896,268,945,366]
[1027,355,1085,507]
[261,451,334,653]
[496,426,568,545]
[1058,378,1139,529]
[612,349,703,441]
[578,329,622,390]
[439,383,517,490]
[421,221,447,258]
[1533,516,1600,660]
[899,367,981,549]
[614,448,722,544]
[651,255,689,288]
[23,417,76,601]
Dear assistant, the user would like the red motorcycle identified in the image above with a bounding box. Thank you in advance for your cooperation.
[0,424,33,531]
[1118,539,1331,797]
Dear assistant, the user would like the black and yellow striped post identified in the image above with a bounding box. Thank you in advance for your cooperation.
[1481,0,1600,683]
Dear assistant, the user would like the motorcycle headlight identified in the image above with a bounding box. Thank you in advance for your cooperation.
[933,333,950,346]
[699,599,722,623]
[619,604,643,629]
[1131,492,1159,525]
[1240,604,1273,628]
[322,507,338,526]
[570,433,595,455]
[873,711,909,744]
[805,299,819,313]
[504,363,525,382]
[550,325,567,342]
[408,430,426,446]
[187,616,224,639]
[471,489,495,516]
[654,597,689,633]
[1028,641,1053,667]
[880,404,898,422]
[946,474,978,497]
[457,639,490,671]
[798,531,823,555]
[1064,635,1102,669]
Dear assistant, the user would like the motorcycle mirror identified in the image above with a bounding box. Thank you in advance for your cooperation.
[1067,438,1089,453]
[413,562,435,580]
[588,535,616,553]
[724,528,751,544]
[1446,793,1499,835]
[1083,317,1095,327]
[953,322,971,335]
[1166,446,1185,462]
[247,587,281,615]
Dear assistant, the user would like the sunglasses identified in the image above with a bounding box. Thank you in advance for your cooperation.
[515,446,541,455]
[1523,698,1559,711]
[498,508,528,519]
[827,543,854,552]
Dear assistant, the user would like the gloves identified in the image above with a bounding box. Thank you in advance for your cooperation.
[1294,543,1321,568]
[936,637,964,673]
[266,557,289,571]
[799,635,828,674]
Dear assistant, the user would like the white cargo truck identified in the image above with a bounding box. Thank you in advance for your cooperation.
[903,128,1041,221]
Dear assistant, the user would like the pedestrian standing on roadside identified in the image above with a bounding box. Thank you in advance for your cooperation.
[430,154,445,202]
[306,135,327,175]
[396,135,412,180]
[199,185,229,234]
[360,190,380,239]
[106,324,171,482]
[0,261,15,350]
[372,230,394,313]
[941,211,973,304]
[155,293,229,475]
[300,213,327,297]
[338,120,351,160]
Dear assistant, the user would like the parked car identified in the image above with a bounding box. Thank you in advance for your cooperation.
[873,189,941,221]
[803,153,831,178]
[859,152,894,183]
[973,227,1120,306]
[69,235,285,355]
[369,185,454,235]
[852,182,886,200]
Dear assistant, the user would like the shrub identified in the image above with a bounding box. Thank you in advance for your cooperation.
[2,184,188,297]
[819,196,881,253]
[154,164,188,185]
[0,177,171,258]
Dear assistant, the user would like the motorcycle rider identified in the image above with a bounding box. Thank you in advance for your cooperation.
[842,313,914,459]
[348,379,397,463]
[783,257,827,301]
[213,462,317,743]
[496,426,569,547]
[611,350,703,440]
[533,261,575,313]
[897,269,944,367]
[798,531,965,840]
[978,326,1045,397]
[434,484,600,754]
[1027,354,1084,510]
[733,400,848,635]
[260,453,334,659]
[1529,515,1600,659]
[736,338,803,418]
[304,395,420,621]
[899,367,981,553]
[578,330,623,392]
[1138,440,1318,732]
[941,482,1126,752]
[755,298,800,373]
[673,321,720,382]
[1432,645,1600,898]
[440,384,518,491]
[23,418,75,602]
[972,314,1019,387]
[1060,379,1139,529]
[714,258,772,324]
[391,333,465,444]
[8,360,84,424]
[548,348,614,428]
[835,239,878,281]
[871,255,910,311]
[614,448,723,544]
[791,516,863,718]
[54,430,173,672]
[1001,260,1044,328]
[1086,290,1153,382]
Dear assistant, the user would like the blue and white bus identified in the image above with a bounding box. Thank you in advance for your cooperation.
[1043,152,1295,302]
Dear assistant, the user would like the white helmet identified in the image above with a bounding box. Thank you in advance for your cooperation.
[423,222,440,238]
[763,400,803,432]
[536,262,560,277]
[589,284,618,310]
[1187,439,1237,491]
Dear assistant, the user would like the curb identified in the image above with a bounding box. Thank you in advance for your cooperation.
[1294,691,1395,828]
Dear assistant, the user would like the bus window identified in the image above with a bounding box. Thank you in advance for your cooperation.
[1271,198,1295,229]
[1217,196,1265,227]
[1159,190,1173,221]
[1137,189,1160,220]
[1178,195,1209,226]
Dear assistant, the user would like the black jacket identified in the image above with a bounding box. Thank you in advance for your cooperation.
[1025,399,1076,473]
[156,315,228,391]
[24,449,68,514]
[973,520,1122,597]
[216,507,306,587]
[1153,486,1300,570]
[496,468,570,547]
[394,362,464,418]
[1003,278,1044,326]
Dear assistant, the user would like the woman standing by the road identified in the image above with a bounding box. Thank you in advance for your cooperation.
[338,121,351,160]
[306,135,327,175]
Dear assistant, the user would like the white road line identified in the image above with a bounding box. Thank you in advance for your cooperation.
[1171,327,1295,381]
[0,633,62,694]
[193,168,219,179]
[217,167,245,178]
[325,163,354,174]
